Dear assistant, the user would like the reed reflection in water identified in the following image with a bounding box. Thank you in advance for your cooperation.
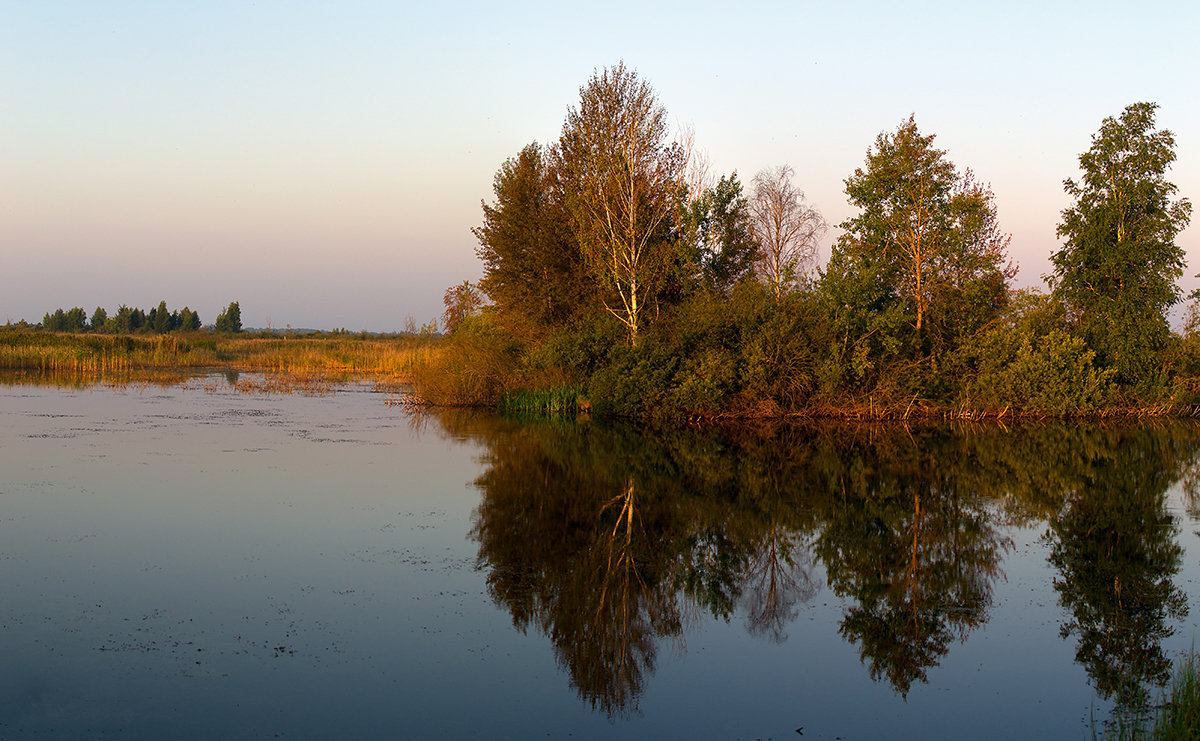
[434,410,1200,716]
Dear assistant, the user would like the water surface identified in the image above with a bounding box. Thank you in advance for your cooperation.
[3,376,1200,739]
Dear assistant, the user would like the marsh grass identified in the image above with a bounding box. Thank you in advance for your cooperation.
[1096,652,1200,740]
[498,386,588,415]
[0,333,206,373]
[0,332,435,390]
[0,367,192,391]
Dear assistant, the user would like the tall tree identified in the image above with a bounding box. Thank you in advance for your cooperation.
[178,307,201,332]
[1050,102,1192,388]
[825,117,1012,354]
[473,142,590,332]
[557,62,686,344]
[152,300,171,334]
[748,165,826,302]
[90,306,108,332]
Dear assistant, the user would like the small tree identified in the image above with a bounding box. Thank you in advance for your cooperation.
[90,306,108,332]
[748,165,826,302]
[1050,102,1192,388]
[685,172,757,295]
[442,281,485,334]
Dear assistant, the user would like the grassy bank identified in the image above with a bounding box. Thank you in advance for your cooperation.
[11,323,1200,420]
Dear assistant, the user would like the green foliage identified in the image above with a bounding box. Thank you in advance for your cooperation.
[214,301,242,333]
[682,173,757,295]
[41,307,87,333]
[474,142,592,334]
[968,329,1115,414]
[949,290,1115,414]
[588,344,680,417]
[557,62,686,343]
[177,307,201,332]
[1051,102,1193,390]
[150,300,171,334]
[829,116,1012,359]
[498,386,587,415]
[90,306,107,332]
[530,310,625,380]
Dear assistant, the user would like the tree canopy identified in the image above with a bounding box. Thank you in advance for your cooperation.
[1050,102,1193,388]
[557,62,687,344]
[821,116,1013,386]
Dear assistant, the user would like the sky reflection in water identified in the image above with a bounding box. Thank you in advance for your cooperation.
[2,376,1200,739]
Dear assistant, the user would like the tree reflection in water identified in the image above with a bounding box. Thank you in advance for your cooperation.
[814,432,1012,697]
[1045,427,1193,708]
[428,410,1199,716]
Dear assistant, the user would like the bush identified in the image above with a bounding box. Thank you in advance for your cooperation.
[962,327,1115,414]
[409,313,520,405]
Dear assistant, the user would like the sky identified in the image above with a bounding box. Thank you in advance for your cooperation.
[3,1,1198,331]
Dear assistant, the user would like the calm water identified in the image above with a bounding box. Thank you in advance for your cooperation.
[3,375,1200,739]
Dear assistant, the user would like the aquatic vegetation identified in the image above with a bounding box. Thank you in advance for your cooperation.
[1096,651,1200,740]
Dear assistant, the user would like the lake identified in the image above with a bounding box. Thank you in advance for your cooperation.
[2,374,1199,739]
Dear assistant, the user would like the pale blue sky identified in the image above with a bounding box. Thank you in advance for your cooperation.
[3,1,1197,330]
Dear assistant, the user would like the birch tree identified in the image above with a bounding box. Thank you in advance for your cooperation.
[557,63,686,344]
[831,117,1011,343]
[748,165,826,302]
[1050,102,1192,387]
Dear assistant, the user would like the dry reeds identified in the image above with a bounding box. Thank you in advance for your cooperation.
[0,332,434,387]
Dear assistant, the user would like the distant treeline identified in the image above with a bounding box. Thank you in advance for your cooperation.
[413,64,1195,418]
[38,301,243,334]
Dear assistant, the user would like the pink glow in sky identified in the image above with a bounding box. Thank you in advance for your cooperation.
[3,1,1197,330]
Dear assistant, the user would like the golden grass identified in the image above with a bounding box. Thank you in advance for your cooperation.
[0,331,435,383]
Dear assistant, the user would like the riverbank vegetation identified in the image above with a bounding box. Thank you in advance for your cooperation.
[1098,651,1200,740]
[13,67,1195,419]
[417,65,1194,419]
[0,325,435,387]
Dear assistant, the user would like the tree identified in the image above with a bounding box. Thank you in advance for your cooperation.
[557,62,686,344]
[683,172,757,295]
[111,305,134,334]
[90,306,108,332]
[473,142,590,333]
[152,300,171,334]
[1050,102,1192,388]
[214,301,242,333]
[442,280,485,334]
[177,307,201,332]
[826,117,1012,352]
[748,165,826,302]
[42,309,64,332]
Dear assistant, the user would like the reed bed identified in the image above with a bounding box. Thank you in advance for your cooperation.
[213,337,434,377]
[0,332,434,389]
[0,333,209,373]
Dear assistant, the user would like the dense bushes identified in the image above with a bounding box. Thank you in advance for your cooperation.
[409,282,1200,418]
